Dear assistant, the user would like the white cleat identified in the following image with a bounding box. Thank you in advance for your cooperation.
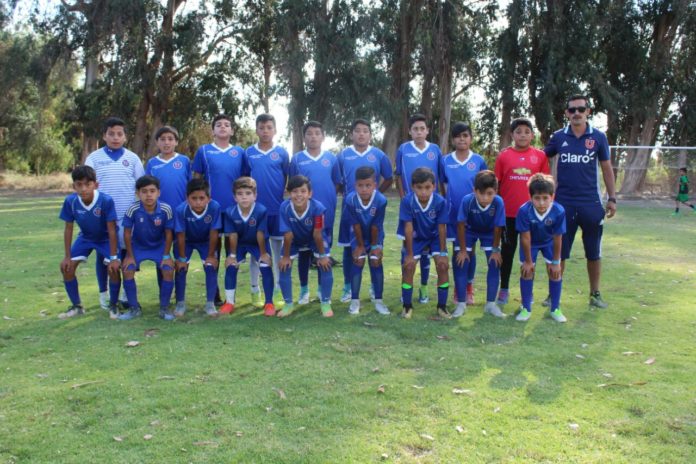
[348,299,361,315]
[452,302,467,318]
[484,302,506,318]
[374,299,390,315]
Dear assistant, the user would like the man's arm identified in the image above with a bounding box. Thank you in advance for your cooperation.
[600,159,617,218]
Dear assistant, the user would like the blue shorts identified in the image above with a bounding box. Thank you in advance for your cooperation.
[337,205,352,247]
[174,242,216,262]
[518,244,554,265]
[282,238,331,259]
[454,230,494,252]
[401,237,444,261]
[267,215,283,240]
[70,236,112,263]
[232,240,271,263]
[561,203,605,260]
[130,247,172,271]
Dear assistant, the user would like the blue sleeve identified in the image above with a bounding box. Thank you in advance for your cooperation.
[597,133,610,162]
[480,156,488,171]
[394,146,403,176]
[494,197,506,227]
[241,150,250,176]
[211,203,222,230]
[281,149,290,176]
[515,207,530,233]
[553,207,566,235]
[165,206,175,231]
[374,198,387,229]
[122,206,135,229]
[59,196,74,222]
[398,198,412,222]
[278,207,290,234]
[544,132,558,158]
[174,207,185,234]
[332,158,343,187]
[145,159,153,176]
[436,197,449,225]
[104,197,118,222]
[223,209,235,234]
[192,146,206,174]
[185,156,192,181]
[258,208,268,235]
[288,157,298,177]
[456,197,468,224]
[379,153,393,180]
[439,156,448,185]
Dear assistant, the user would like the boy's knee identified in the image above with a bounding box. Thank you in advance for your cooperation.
[403,261,416,274]
[354,258,365,268]
[123,271,135,280]
[436,259,449,274]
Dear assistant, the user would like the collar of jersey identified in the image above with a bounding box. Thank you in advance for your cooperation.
[237,203,256,222]
[78,190,100,210]
[291,201,310,220]
[155,153,180,164]
[533,203,553,222]
[409,141,430,154]
[350,146,372,157]
[475,196,493,212]
[211,143,233,152]
[563,123,594,136]
[188,204,209,219]
[303,150,327,162]
[358,190,377,210]
[449,150,473,165]
[103,146,125,161]
[253,143,277,155]
[138,200,162,214]
[414,193,434,212]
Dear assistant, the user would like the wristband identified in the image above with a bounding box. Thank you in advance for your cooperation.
[228,253,236,258]
[607,197,617,203]
[490,247,501,253]
[162,254,171,260]
[370,244,383,251]
[439,251,449,257]
[109,255,120,261]
[177,257,187,263]
[551,259,561,265]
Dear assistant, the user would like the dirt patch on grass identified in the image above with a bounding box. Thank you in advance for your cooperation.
[0,171,72,196]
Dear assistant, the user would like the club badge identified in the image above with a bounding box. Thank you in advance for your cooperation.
[585,139,595,150]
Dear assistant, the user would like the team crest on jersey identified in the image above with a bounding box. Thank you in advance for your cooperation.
[173,160,183,169]
[230,149,239,157]
[544,218,553,226]
[270,151,279,161]
[367,154,376,162]
[249,217,257,226]
[428,209,437,219]
[122,160,130,167]
[321,158,330,167]
[370,206,377,216]
[585,139,595,150]
[304,217,313,226]
[204,215,212,224]
[427,151,436,160]
[467,162,477,171]
[93,207,102,217]
[154,217,162,226]
[489,207,495,216]
[530,155,538,164]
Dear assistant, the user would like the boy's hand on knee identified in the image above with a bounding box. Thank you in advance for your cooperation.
[317,256,331,271]
[548,263,561,281]
[352,245,365,262]
[369,248,383,267]
[161,257,174,271]
[259,253,272,266]
[225,256,238,268]
[403,254,417,270]
[107,259,121,274]
[60,257,73,274]
[175,260,189,272]
[489,251,502,267]
[204,256,218,269]
[434,255,449,272]
[521,261,535,279]
[122,255,135,271]
[455,250,469,267]
[279,256,292,272]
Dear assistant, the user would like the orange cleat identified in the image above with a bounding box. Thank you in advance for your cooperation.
[263,303,276,317]
[219,302,235,314]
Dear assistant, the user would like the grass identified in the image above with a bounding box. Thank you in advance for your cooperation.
[0,193,695,463]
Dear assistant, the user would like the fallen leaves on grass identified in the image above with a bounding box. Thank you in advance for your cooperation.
[143,434,153,440]
[436,335,450,341]
[420,433,434,441]
[157,376,176,381]
[113,436,124,442]
[452,388,472,395]
[273,388,287,400]
[144,328,159,337]
[412,385,425,390]
[371,367,380,373]
[622,351,641,356]
[125,340,140,348]
[576,354,586,359]
[71,380,102,389]
[363,321,377,327]
[455,425,464,433]
[644,357,656,365]
[235,431,243,437]
[568,423,579,431]
[377,384,386,394]
[193,441,219,447]
[597,381,648,388]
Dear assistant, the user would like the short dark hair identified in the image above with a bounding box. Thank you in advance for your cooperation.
[528,173,555,196]
[287,175,312,192]
[408,113,427,129]
[212,114,233,129]
[351,118,371,132]
[233,176,257,194]
[71,165,97,183]
[186,178,210,196]
[103,117,126,134]
[474,170,498,191]
[566,94,590,108]
[136,175,160,191]
[302,120,323,135]
[679,167,687,173]
[510,118,534,132]
[411,167,436,185]
[155,125,179,141]
[451,122,472,138]
[256,113,276,126]
[355,166,376,182]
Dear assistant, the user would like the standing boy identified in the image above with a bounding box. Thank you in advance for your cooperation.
[344,166,390,316]
[120,176,176,320]
[220,177,276,317]
[454,171,506,318]
[673,167,695,215]
[515,174,567,323]
[145,125,191,209]
[336,119,393,303]
[276,175,334,317]
[173,178,222,317]
[394,114,443,305]
[58,166,121,319]
[397,167,450,319]
[494,117,550,305]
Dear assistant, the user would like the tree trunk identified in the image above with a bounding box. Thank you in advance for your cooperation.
[80,53,100,162]
[437,63,452,154]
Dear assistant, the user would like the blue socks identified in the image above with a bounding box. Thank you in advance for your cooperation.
[370,265,384,299]
[420,255,430,286]
[402,283,413,307]
[484,250,500,303]
[279,267,293,304]
[520,277,534,311]
[467,252,476,284]
[175,269,187,302]
[549,279,562,310]
[351,263,363,299]
[260,266,274,304]
[224,265,238,292]
[437,282,449,307]
[204,264,217,302]
[95,255,108,293]
[318,268,333,303]
[108,280,120,305]
[298,251,311,287]
[123,278,139,308]
[452,254,469,301]
[159,279,174,309]
[64,278,80,306]
[343,247,352,286]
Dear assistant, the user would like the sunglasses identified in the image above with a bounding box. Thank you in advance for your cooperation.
[567,106,587,114]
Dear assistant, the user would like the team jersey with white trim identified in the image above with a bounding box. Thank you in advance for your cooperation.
[174,200,222,244]
[456,193,506,235]
[397,192,449,241]
[84,146,144,220]
[515,201,566,248]
[278,198,326,247]
[223,202,268,246]
[394,141,442,194]
[243,144,289,215]
[543,124,610,206]
[337,146,393,195]
[289,151,342,226]
[59,190,118,242]
[122,201,174,250]
[192,143,245,210]
[345,190,387,245]
[440,151,487,222]
[145,153,191,209]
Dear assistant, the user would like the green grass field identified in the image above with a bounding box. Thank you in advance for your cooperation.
[1,193,695,463]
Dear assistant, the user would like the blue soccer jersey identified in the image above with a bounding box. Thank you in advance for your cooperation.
[192,143,245,210]
[543,124,610,206]
[337,146,393,195]
[243,144,290,215]
[278,198,326,248]
[223,202,268,246]
[122,201,174,250]
[441,151,487,223]
[457,193,506,235]
[174,200,222,244]
[395,141,442,195]
[289,151,342,231]
[59,191,118,242]
[145,154,191,209]
[345,190,388,246]
[397,192,449,241]
[516,201,566,248]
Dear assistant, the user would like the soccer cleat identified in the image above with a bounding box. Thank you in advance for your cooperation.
[348,299,360,315]
[340,287,352,303]
[466,283,475,305]
[263,303,276,317]
[515,307,531,322]
[99,291,109,310]
[321,303,334,317]
[214,293,224,307]
[589,291,608,309]
[118,306,142,320]
[298,287,310,305]
[109,303,120,320]
[437,305,452,319]
[59,304,84,319]
[277,303,295,318]
[374,300,390,315]
[400,306,413,319]
[204,302,219,316]
[485,302,506,318]
[219,302,235,315]
[159,308,175,321]
[250,290,263,308]
[418,287,430,304]
[671,211,680,217]
[369,285,376,301]
[452,302,467,318]
[496,289,509,306]
[550,308,567,323]
[541,295,551,307]
[174,301,187,317]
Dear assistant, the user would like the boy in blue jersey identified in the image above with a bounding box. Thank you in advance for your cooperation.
[120,176,176,320]
[244,114,289,308]
[515,174,567,323]
[146,126,191,209]
[336,119,393,303]
[276,175,334,318]
[394,114,443,305]
[397,167,450,319]
[220,177,276,317]
[441,122,487,306]
[454,171,506,319]
[345,166,390,316]
[58,166,121,319]
[173,178,222,317]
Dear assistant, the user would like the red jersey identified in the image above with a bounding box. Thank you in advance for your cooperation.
[494,146,550,217]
